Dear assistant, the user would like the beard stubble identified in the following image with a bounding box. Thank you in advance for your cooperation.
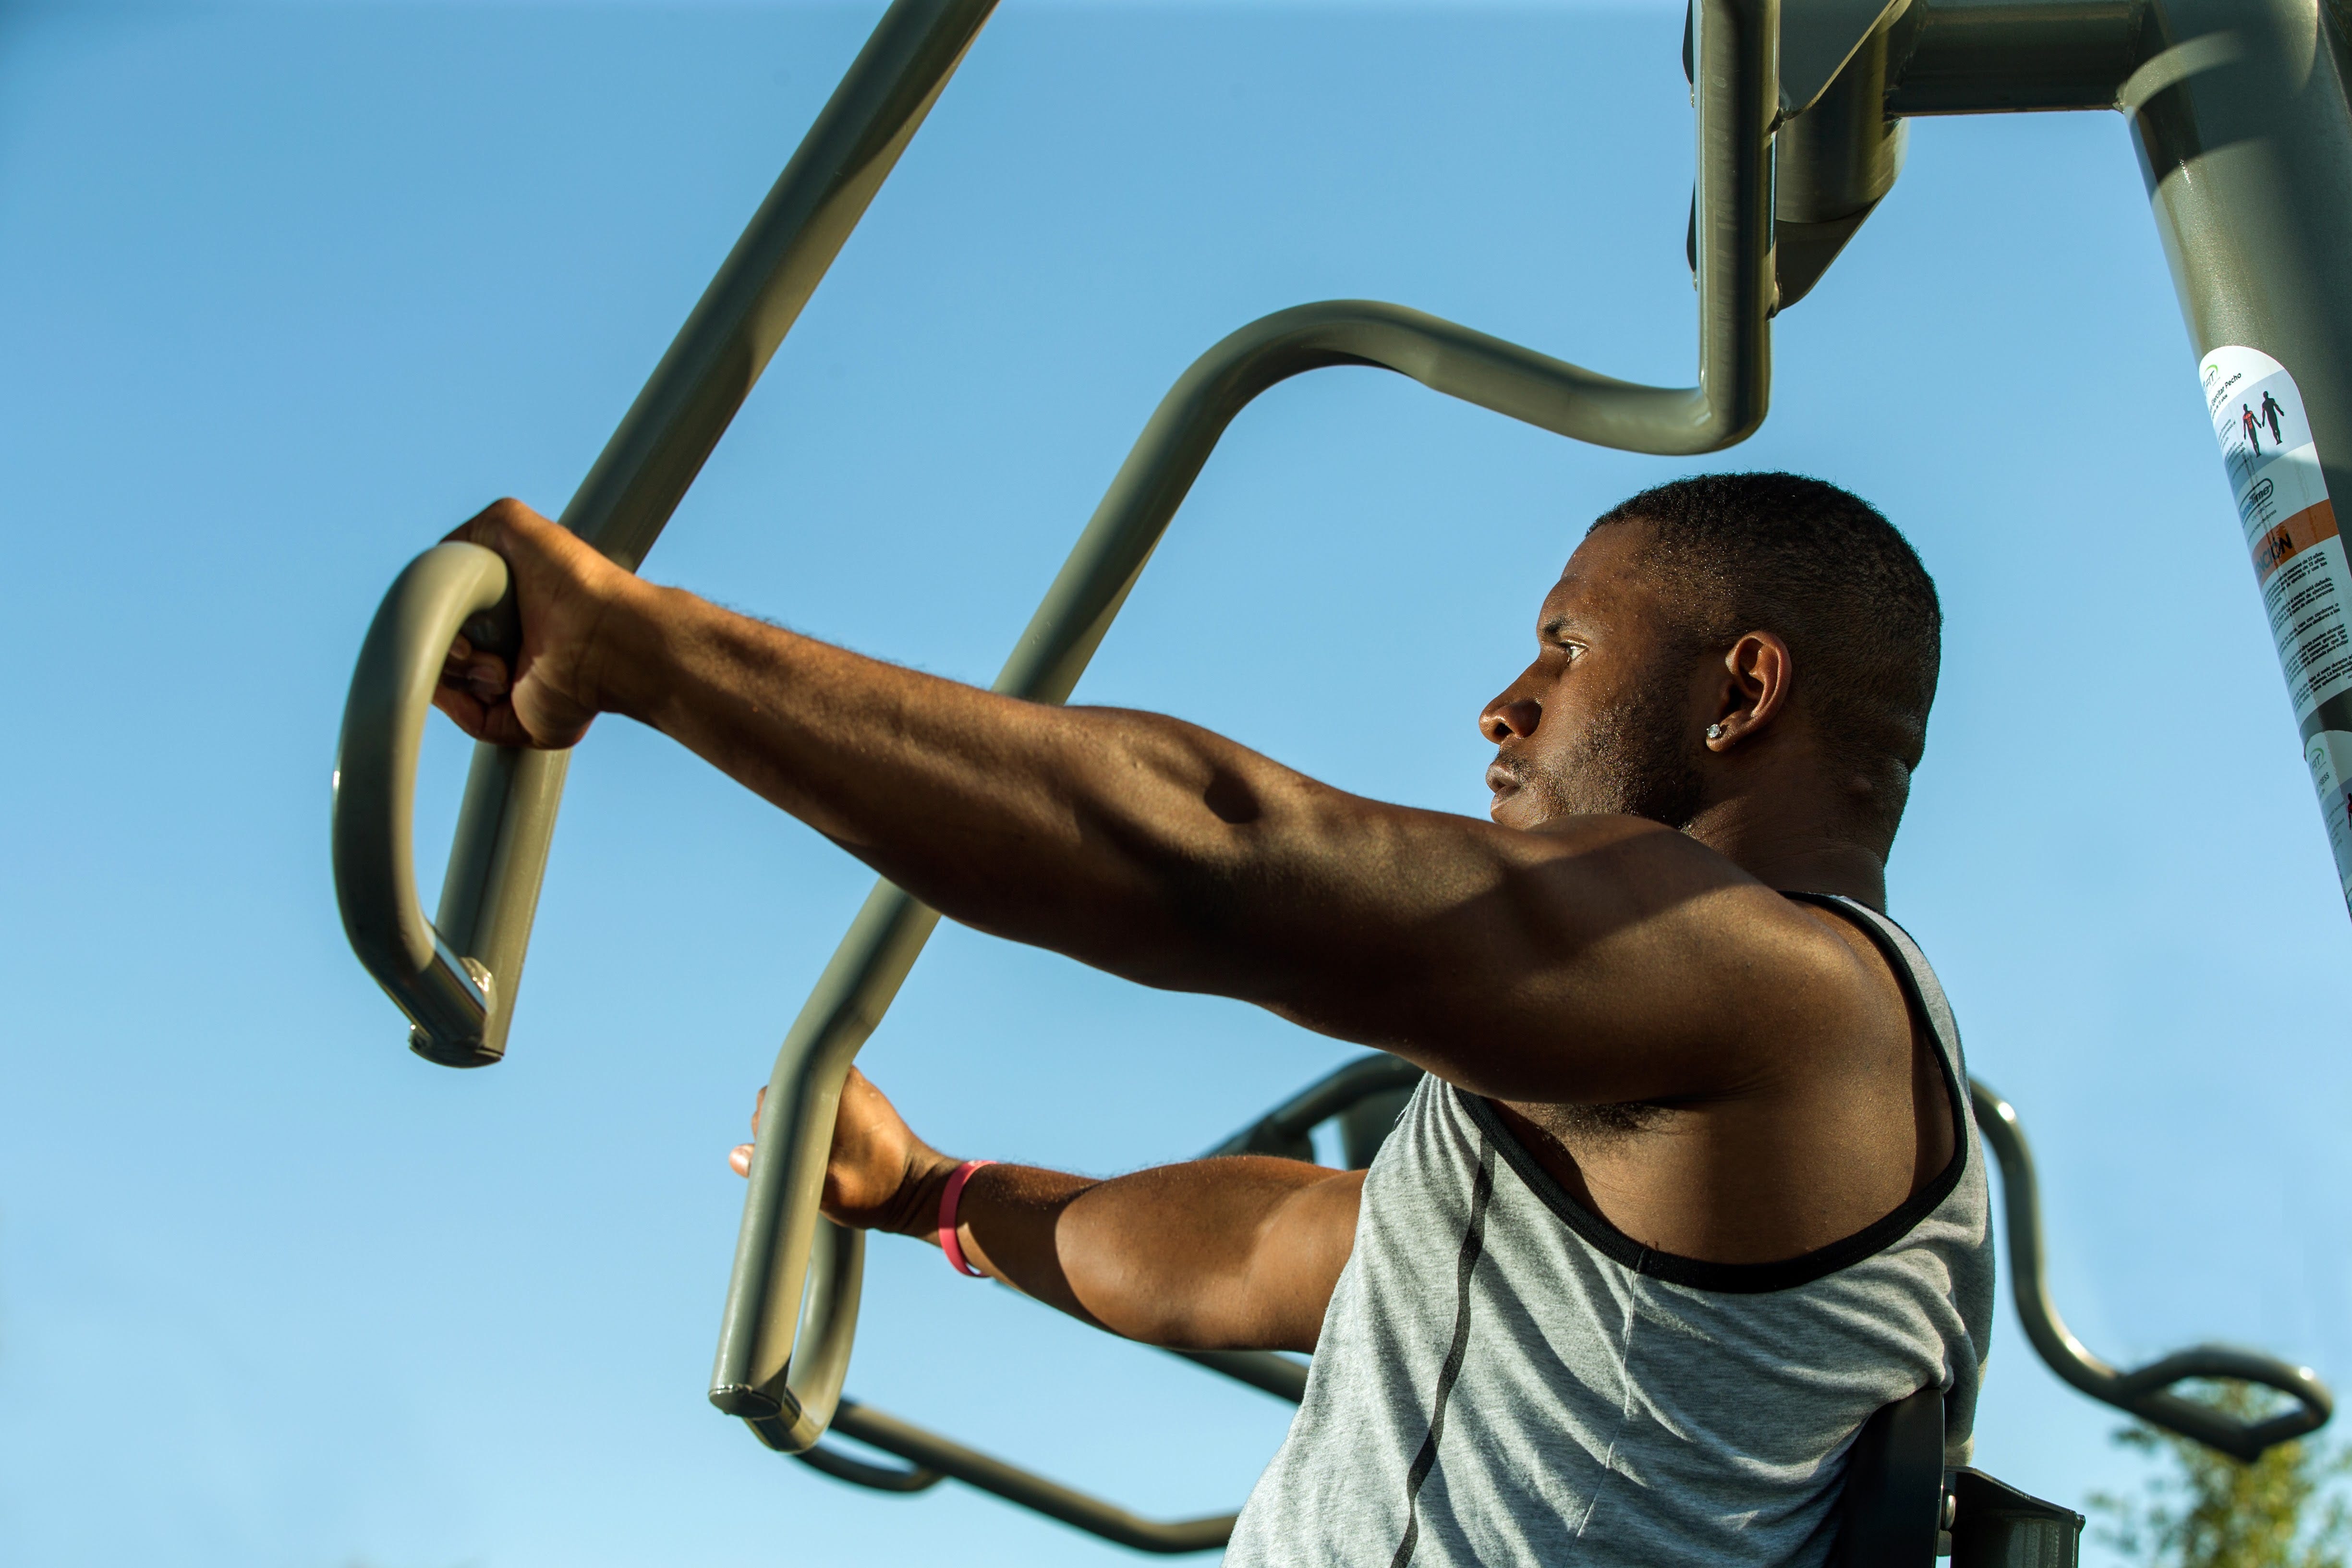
[1522,661,1709,829]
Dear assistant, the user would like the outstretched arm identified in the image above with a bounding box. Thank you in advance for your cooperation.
[435,499,1852,1106]
[741,1069,1360,1353]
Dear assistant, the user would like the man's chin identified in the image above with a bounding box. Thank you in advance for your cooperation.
[1489,789,1548,832]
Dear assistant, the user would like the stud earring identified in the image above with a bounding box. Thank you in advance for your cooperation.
[1705,723,1727,740]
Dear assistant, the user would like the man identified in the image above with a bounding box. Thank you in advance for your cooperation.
[436,471,1990,1568]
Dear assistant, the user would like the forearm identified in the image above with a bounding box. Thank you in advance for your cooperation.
[593,580,1413,991]
[899,1156,1359,1353]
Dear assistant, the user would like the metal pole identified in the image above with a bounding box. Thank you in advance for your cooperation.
[333,0,999,1068]
[1863,0,2343,1456]
[2134,0,2352,916]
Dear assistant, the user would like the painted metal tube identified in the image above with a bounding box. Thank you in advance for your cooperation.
[1860,0,2342,1457]
[794,1435,945,1495]
[828,1400,1240,1553]
[1202,1053,1425,1161]
[1972,1082,2331,1459]
[1884,0,2148,115]
[711,0,1779,1444]
[333,0,999,1068]
[709,881,938,1431]
[334,544,519,1065]
[2132,0,2352,919]
[741,1217,867,1454]
[561,0,1000,576]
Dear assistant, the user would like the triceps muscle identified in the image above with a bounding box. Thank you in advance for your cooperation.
[1054,1159,1363,1353]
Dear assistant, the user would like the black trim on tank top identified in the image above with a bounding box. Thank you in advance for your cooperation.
[1456,892,1970,1296]
[1388,1139,1495,1568]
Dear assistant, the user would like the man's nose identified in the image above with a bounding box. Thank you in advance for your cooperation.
[1481,696,1540,743]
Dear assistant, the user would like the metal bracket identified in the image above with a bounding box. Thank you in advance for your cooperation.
[1782,0,1914,117]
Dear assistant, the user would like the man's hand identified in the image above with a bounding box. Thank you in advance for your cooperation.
[432,498,636,750]
[726,1066,1359,1351]
[728,1066,960,1237]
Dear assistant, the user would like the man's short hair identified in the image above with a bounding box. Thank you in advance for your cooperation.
[1589,472,1941,839]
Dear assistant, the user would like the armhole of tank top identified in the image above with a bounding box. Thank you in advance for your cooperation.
[1457,892,1971,1296]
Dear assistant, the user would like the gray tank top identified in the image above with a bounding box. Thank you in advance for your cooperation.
[1224,895,1994,1568]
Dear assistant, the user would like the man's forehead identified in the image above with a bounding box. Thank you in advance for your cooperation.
[1541,523,1651,624]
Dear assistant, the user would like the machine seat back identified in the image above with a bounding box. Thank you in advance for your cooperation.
[1832,1386,2083,1568]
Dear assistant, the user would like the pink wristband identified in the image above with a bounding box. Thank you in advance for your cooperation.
[938,1159,995,1278]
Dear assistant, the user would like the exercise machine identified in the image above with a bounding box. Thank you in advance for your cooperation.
[333,0,2346,1555]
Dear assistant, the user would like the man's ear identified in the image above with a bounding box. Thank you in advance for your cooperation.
[1703,632,1792,752]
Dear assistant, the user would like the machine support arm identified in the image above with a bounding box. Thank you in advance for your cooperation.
[820,1401,1240,1554]
[710,0,1782,1444]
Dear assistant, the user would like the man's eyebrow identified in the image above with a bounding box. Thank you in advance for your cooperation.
[1539,613,1584,641]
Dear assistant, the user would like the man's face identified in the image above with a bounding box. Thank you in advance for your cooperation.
[1480,522,1712,832]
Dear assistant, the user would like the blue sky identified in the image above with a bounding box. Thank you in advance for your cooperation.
[2,3,2346,1565]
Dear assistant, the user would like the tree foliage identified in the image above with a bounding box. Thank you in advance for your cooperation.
[2091,1386,2352,1568]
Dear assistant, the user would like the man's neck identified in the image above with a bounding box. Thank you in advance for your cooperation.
[1684,799,1890,910]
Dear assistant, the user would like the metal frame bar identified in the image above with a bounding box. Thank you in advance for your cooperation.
[333,0,1000,1069]
[821,1400,1238,1554]
[1203,1053,1425,1163]
[1971,1082,2332,1460]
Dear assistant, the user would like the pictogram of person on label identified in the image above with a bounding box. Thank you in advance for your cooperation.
[2244,403,2263,454]
[2263,388,2288,446]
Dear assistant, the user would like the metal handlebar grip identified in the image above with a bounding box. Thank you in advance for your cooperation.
[333,542,570,1067]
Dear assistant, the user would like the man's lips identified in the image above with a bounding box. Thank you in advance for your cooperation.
[1485,757,1520,797]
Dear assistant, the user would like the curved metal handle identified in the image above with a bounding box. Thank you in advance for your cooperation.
[332,0,997,1068]
[712,884,940,1426]
[1972,1081,2333,1459]
[739,1218,867,1454]
[1205,1052,1424,1162]
[793,1432,945,1495]
[333,543,568,1067]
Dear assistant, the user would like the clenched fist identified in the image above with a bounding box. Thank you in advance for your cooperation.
[729,1066,961,1238]
[432,498,644,751]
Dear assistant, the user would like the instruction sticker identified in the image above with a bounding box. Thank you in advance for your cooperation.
[2202,344,2352,905]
